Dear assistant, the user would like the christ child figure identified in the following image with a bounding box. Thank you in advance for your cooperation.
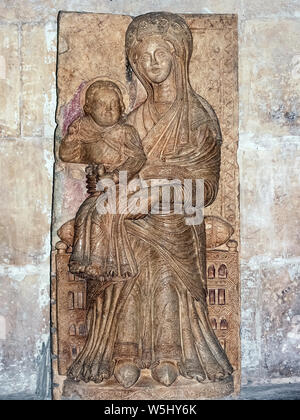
[59,80,146,280]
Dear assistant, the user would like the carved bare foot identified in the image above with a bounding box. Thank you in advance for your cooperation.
[121,271,132,279]
[151,361,179,387]
[67,369,80,382]
[205,364,226,382]
[67,359,84,382]
[88,360,103,383]
[85,264,103,279]
[105,262,118,278]
[106,270,117,278]
[95,362,114,383]
[178,360,206,382]
[69,261,86,275]
[81,359,97,383]
[207,371,226,382]
[114,359,140,388]
[188,369,206,382]
[120,264,132,278]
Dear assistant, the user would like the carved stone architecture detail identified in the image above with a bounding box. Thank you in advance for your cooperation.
[206,240,240,375]
[52,11,239,400]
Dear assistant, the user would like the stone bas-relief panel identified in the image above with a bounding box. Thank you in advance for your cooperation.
[52,12,239,400]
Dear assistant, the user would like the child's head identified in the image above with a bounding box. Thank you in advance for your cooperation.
[84,80,125,127]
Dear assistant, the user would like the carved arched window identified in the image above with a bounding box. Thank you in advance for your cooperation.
[219,339,226,351]
[208,265,215,279]
[218,289,226,305]
[78,324,86,336]
[69,324,76,336]
[218,264,227,278]
[71,345,77,359]
[211,318,217,330]
[68,292,74,309]
[76,292,84,309]
[220,319,228,330]
[208,289,216,305]
[68,272,75,282]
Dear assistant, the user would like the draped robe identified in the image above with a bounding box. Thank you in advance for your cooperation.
[60,118,145,278]
[67,22,233,382]
[67,88,233,383]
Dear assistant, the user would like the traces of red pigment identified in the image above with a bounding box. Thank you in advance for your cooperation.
[62,81,87,136]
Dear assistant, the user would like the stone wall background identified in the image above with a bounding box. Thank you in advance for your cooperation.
[0,0,299,398]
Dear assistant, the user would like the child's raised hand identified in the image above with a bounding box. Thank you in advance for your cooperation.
[97,164,106,177]
[85,164,95,176]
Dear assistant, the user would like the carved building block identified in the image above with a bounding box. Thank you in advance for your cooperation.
[55,244,87,375]
[52,12,239,400]
[206,242,240,382]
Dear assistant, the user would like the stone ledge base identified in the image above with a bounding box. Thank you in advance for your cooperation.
[60,370,234,400]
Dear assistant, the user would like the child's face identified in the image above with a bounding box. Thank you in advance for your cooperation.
[88,88,122,127]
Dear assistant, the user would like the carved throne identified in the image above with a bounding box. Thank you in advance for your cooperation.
[52,214,239,386]
[51,12,240,398]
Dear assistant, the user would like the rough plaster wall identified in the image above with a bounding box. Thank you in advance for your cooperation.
[0,0,299,397]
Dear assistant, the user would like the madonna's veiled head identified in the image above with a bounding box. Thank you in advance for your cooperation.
[125,12,193,86]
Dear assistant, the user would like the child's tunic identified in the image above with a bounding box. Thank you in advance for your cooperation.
[60,115,146,279]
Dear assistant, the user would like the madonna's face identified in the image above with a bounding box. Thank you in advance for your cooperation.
[136,38,173,84]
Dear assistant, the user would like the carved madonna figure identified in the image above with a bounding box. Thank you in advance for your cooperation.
[61,12,234,390]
